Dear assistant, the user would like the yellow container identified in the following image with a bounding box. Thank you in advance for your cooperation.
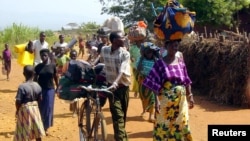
[17,51,34,66]
[14,43,27,53]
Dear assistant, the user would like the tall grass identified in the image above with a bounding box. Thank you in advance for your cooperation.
[0,23,60,58]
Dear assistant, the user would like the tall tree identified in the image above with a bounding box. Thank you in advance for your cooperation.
[99,0,164,29]
[99,0,250,30]
[182,0,250,28]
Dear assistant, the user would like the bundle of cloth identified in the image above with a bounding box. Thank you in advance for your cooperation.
[153,0,196,41]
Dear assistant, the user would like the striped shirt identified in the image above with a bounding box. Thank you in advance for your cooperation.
[143,59,191,93]
[100,46,131,86]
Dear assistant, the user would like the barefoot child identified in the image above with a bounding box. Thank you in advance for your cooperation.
[136,42,159,122]
[56,47,70,77]
[14,65,45,141]
[2,43,11,80]
[67,49,79,117]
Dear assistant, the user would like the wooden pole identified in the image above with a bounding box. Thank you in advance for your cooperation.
[204,26,207,38]
[219,35,225,42]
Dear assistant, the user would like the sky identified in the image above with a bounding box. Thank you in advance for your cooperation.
[0,0,111,31]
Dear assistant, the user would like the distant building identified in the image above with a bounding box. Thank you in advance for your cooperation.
[61,23,81,35]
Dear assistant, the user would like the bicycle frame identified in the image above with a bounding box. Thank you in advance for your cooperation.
[78,85,113,141]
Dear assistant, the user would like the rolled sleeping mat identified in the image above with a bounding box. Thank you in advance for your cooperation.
[67,38,78,49]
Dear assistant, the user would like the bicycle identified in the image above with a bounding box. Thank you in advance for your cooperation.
[77,84,114,141]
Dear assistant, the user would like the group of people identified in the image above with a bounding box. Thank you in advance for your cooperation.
[1,21,195,140]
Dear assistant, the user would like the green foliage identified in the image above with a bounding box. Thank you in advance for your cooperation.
[0,23,39,57]
[0,23,60,58]
[99,0,163,30]
[182,0,250,27]
[99,0,250,29]
[79,22,100,36]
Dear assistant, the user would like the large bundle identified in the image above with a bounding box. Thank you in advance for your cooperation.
[153,0,195,41]
[58,61,107,101]
[128,21,147,41]
[57,76,88,101]
[179,39,250,107]
[102,16,124,33]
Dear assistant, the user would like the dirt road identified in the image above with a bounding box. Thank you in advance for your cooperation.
[1,58,250,141]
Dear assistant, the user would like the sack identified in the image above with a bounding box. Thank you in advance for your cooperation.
[65,60,91,82]
[57,76,87,101]
[153,1,196,40]
[128,25,147,41]
[17,51,34,66]
[2,66,6,75]
[103,17,124,33]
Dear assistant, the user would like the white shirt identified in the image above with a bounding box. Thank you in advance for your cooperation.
[33,40,49,66]
[87,46,98,64]
[52,42,68,49]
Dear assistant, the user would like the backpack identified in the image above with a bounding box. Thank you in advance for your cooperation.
[65,60,91,82]
[153,0,196,40]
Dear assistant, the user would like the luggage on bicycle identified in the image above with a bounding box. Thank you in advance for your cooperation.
[65,60,92,83]
[83,63,106,85]
[58,76,88,101]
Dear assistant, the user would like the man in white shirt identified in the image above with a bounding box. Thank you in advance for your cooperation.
[33,32,49,66]
[52,34,68,50]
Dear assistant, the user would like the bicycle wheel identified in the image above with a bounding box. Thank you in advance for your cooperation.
[79,100,92,141]
[93,112,107,141]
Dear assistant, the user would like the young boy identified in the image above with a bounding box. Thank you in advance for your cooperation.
[67,49,78,117]
[14,65,45,141]
[56,47,70,77]
[2,43,11,80]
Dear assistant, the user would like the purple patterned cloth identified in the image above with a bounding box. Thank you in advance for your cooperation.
[143,59,191,93]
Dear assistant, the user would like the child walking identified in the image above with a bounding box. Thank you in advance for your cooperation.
[136,42,160,122]
[2,43,11,80]
[56,47,70,77]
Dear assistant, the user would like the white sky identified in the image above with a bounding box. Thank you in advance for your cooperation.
[0,0,111,30]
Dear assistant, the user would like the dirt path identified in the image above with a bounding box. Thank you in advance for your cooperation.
[1,57,250,141]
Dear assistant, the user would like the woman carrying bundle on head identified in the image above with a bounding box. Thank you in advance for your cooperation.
[143,39,194,141]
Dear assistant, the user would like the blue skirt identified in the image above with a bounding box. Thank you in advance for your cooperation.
[39,88,55,131]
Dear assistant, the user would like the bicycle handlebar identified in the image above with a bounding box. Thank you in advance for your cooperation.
[79,85,114,95]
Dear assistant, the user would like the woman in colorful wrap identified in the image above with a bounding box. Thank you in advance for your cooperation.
[143,39,194,141]
[14,65,45,141]
[34,49,59,136]
[136,42,160,122]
